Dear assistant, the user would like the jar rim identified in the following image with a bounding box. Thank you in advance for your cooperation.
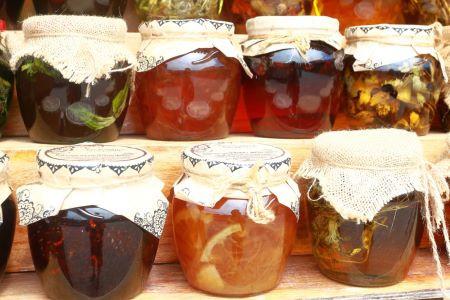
[139,19,235,38]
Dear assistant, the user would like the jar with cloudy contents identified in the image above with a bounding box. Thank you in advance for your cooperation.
[16,144,169,300]
[135,19,251,141]
[172,142,300,296]
[33,0,127,17]
[336,24,446,136]
[11,15,135,144]
[242,16,344,138]
[0,153,14,282]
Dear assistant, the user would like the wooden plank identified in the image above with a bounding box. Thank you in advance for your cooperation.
[0,250,449,299]
[0,134,447,273]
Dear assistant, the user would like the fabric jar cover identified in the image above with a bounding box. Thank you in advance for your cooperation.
[295,128,450,297]
[136,18,252,76]
[436,133,450,180]
[242,16,345,61]
[173,142,300,224]
[0,152,11,224]
[344,24,447,82]
[16,144,169,239]
[9,15,136,84]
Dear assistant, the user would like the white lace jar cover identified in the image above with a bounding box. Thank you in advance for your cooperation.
[174,142,300,224]
[136,18,251,76]
[344,24,447,81]
[9,15,136,84]
[295,128,450,297]
[0,152,11,224]
[16,144,169,239]
[242,16,345,60]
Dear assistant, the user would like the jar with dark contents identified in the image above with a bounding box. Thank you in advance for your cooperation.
[33,0,127,17]
[172,142,300,296]
[295,129,447,287]
[135,19,248,141]
[335,24,446,136]
[306,180,423,286]
[0,0,24,29]
[0,153,14,281]
[16,144,169,300]
[436,25,450,132]
[242,16,344,138]
[402,0,449,26]
[0,46,13,137]
[11,16,135,144]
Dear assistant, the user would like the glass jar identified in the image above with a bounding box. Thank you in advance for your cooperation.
[402,0,449,26]
[135,19,248,141]
[295,129,447,287]
[0,153,14,281]
[0,0,24,29]
[313,0,404,32]
[12,16,135,144]
[33,0,128,17]
[335,24,446,136]
[226,0,312,33]
[172,142,300,296]
[0,53,13,138]
[242,16,344,138]
[307,181,422,286]
[135,0,223,21]
[436,26,450,132]
[16,144,169,299]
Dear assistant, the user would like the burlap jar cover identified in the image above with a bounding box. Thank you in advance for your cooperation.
[9,15,136,84]
[345,24,447,81]
[436,133,450,180]
[0,152,11,224]
[16,144,169,239]
[136,19,251,76]
[242,16,345,61]
[173,142,300,224]
[295,128,450,297]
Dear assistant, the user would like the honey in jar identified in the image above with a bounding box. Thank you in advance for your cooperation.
[402,0,449,26]
[11,16,135,144]
[33,0,127,17]
[172,142,300,296]
[295,129,448,287]
[135,19,250,141]
[242,16,344,138]
[335,24,446,136]
[16,144,169,299]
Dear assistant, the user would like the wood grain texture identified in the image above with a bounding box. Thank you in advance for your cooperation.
[0,250,449,299]
[0,134,447,273]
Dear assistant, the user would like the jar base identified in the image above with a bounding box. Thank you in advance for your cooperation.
[318,266,405,287]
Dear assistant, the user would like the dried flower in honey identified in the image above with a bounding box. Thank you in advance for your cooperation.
[135,0,224,20]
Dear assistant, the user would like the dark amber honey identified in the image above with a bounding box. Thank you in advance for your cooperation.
[0,197,15,281]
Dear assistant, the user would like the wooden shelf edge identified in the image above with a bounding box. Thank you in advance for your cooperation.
[0,250,449,300]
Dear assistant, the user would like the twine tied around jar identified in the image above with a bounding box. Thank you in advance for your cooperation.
[184,163,292,224]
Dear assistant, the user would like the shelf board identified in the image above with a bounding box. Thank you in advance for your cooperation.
[0,250,449,300]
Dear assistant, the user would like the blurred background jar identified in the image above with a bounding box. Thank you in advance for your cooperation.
[225,0,313,33]
[33,0,128,17]
[312,0,404,32]
[402,0,449,25]
[335,24,446,136]
[0,0,24,29]
[242,16,345,138]
[135,0,224,21]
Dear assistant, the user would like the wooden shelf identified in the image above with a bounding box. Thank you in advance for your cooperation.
[0,250,449,299]
[1,134,448,273]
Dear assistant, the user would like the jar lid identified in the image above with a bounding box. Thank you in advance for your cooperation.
[37,144,154,188]
[182,142,291,176]
[310,129,422,169]
[345,24,435,45]
[246,16,340,36]
[139,19,235,38]
[23,15,127,42]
